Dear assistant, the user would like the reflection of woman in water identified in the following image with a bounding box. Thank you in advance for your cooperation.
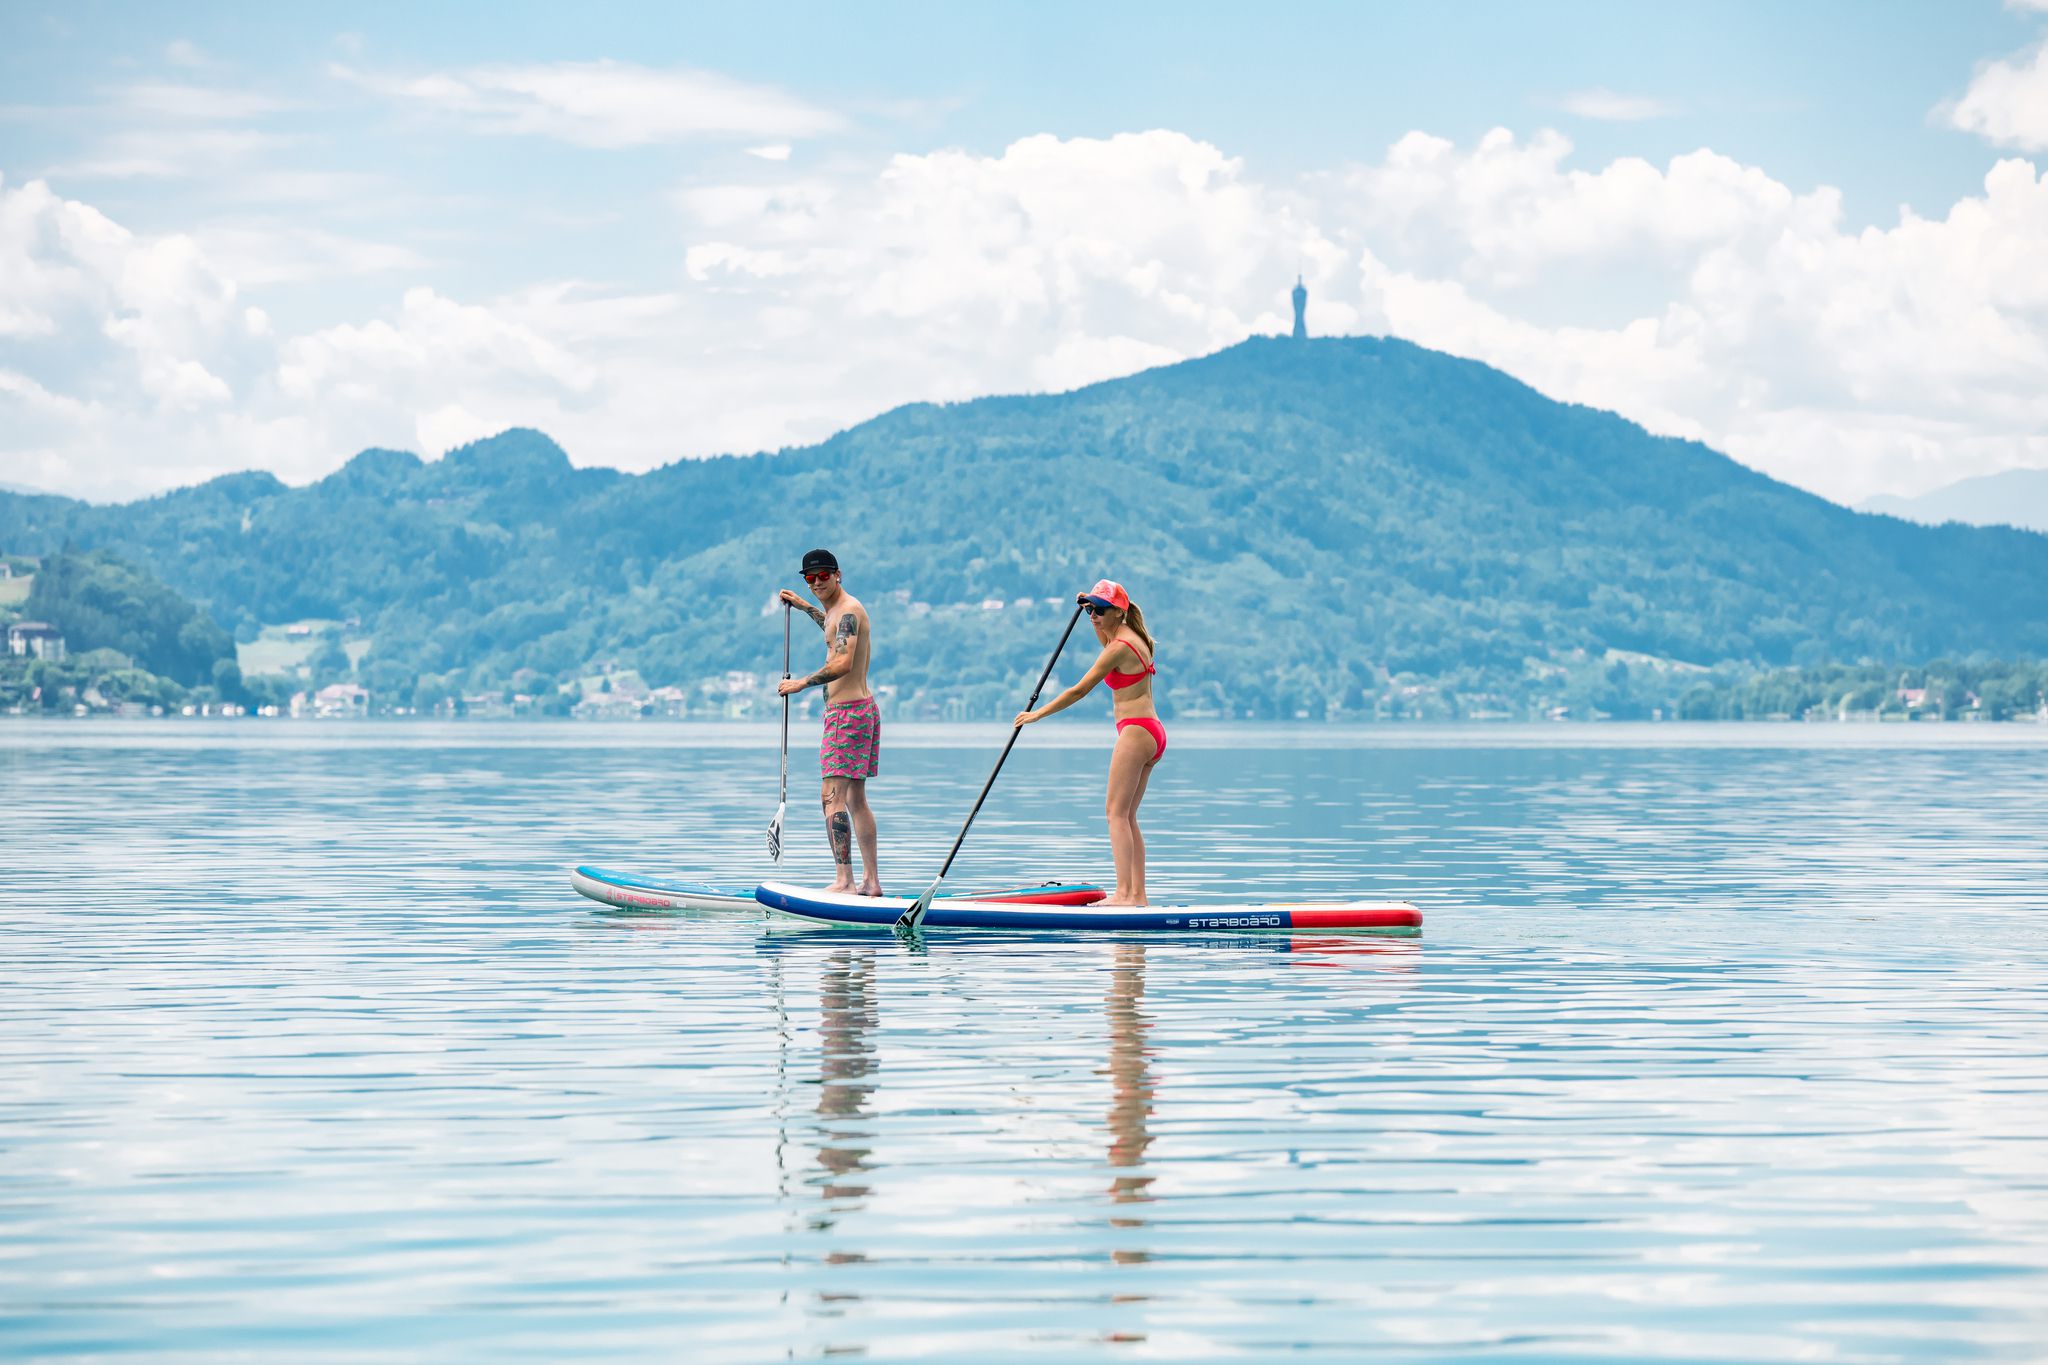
[1104,944,1156,1262]
[1014,580,1163,905]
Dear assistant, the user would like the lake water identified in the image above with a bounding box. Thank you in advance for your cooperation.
[4,721,2047,1361]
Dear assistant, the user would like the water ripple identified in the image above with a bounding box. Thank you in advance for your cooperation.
[3,720,2047,1360]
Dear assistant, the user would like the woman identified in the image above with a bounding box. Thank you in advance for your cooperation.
[1014,579,1164,905]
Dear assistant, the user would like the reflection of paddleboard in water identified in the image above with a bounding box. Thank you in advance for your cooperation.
[571,866,1107,914]
[756,882,1423,935]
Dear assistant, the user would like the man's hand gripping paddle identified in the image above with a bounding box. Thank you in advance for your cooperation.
[896,602,1088,933]
[768,602,791,864]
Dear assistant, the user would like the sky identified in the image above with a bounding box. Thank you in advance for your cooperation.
[3,0,2048,505]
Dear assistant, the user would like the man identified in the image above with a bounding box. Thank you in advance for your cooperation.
[777,548,882,895]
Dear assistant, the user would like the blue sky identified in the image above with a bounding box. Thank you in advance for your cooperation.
[4,1,2047,503]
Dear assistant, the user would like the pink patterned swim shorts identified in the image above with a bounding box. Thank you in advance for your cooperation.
[820,696,881,779]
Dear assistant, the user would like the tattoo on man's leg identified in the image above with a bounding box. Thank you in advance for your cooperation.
[830,811,852,865]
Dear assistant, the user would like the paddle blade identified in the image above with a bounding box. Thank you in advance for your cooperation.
[894,882,938,932]
[767,802,785,864]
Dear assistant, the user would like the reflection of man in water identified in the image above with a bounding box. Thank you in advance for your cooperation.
[1105,944,1156,1262]
[814,950,877,1208]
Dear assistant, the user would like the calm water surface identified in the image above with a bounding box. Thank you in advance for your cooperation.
[4,721,2047,1361]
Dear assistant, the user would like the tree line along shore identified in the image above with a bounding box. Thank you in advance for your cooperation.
[6,548,2044,724]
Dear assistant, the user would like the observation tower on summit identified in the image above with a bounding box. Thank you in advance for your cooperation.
[1291,275,1308,339]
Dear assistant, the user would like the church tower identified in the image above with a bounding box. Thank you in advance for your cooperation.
[1291,275,1308,339]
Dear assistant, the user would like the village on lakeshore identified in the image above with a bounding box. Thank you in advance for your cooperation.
[6,600,2045,726]
[5,544,2048,723]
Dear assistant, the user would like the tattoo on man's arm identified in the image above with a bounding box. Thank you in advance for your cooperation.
[829,811,852,866]
[799,602,826,629]
[828,613,859,657]
[804,665,835,688]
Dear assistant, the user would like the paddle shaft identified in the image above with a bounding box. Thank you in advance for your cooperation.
[779,604,791,805]
[927,602,1088,885]
[768,603,792,863]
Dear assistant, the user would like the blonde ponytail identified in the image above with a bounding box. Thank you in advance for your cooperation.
[1123,601,1156,657]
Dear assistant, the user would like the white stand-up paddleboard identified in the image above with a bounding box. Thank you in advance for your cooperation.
[755,881,1423,935]
[572,866,1107,914]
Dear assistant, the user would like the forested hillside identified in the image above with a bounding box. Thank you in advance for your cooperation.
[23,551,237,686]
[4,336,2045,718]
[0,551,243,713]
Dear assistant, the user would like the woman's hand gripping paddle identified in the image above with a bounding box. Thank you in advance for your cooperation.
[768,603,791,864]
[896,602,1087,932]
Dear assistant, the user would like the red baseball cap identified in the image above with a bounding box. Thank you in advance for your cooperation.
[1079,579,1129,611]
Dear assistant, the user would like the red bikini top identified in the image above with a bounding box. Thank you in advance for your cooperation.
[1105,638,1156,691]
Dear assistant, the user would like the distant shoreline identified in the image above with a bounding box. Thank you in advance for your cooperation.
[6,711,2045,727]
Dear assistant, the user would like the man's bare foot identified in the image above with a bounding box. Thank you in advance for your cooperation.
[859,882,884,898]
[828,875,856,893]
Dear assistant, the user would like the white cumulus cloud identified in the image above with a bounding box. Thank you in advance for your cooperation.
[681,130,1349,378]
[8,120,2048,507]
[1331,127,1806,293]
[1339,132,2048,497]
[1946,37,2048,150]
[274,285,600,458]
[0,174,250,402]
[0,174,278,495]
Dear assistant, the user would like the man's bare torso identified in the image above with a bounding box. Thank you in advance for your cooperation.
[819,592,871,704]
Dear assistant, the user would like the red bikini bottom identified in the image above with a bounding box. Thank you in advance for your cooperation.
[1116,716,1167,761]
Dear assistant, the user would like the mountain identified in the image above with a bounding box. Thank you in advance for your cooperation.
[2,335,2046,719]
[1860,467,2048,534]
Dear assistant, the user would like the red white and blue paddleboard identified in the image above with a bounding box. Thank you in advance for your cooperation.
[573,866,1106,914]
[754,881,1423,935]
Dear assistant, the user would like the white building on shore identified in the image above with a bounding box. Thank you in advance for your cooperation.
[7,622,65,661]
[290,683,370,718]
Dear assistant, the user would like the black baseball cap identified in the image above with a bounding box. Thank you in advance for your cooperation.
[801,548,839,576]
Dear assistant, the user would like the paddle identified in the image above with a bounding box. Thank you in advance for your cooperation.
[896,602,1088,932]
[768,602,791,863]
